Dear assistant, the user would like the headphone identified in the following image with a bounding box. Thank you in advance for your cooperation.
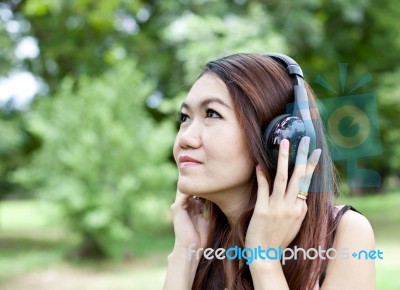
[262,53,317,170]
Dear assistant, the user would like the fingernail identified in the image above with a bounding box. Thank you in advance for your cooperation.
[281,139,289,149]
[313,149,322,162]
[303,136,310,145]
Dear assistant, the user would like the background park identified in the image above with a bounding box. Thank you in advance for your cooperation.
[0,0,399,289]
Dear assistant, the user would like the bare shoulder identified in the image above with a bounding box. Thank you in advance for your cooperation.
[335,209,375,247]
[321,208,376,290]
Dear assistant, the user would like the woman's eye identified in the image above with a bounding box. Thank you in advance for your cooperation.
[206,108,222,119]
[178,112,190,123]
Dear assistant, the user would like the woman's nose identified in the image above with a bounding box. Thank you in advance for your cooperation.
[178,124,203,149]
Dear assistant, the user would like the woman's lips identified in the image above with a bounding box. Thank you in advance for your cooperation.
[179,156,203,168]
[180,161,202,168]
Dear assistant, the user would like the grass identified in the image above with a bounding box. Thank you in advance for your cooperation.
[0,192,399,289]
[337,191,400,243]
[0,200,67,283]
[0,199,173,289]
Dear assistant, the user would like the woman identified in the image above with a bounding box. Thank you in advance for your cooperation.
[162,53,375,290]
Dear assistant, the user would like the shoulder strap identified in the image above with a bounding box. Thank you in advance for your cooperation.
[335,205,362,222]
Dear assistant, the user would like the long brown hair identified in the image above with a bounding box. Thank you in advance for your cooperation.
[191,53,339,290]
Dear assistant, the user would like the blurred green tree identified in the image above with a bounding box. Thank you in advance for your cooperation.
[0,112,41,196]
[13,60,176,258]
[375,69,400,174]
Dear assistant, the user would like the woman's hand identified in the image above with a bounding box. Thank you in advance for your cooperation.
[245,137,321,253]
[163,191,209,290]
[170,190,209,252]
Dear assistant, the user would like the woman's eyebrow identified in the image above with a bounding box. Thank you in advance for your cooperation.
[181,97,232,111]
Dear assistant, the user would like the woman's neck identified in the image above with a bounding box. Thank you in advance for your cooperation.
[206,184,252,225]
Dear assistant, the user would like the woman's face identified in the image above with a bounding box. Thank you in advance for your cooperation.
[173,73,254,198]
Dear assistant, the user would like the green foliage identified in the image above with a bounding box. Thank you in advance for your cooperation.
[13,60,176,259]
[0,116,25,174]
[0,29,16,75]
[375,69,400,172]
[0,113,40,196]
[163,3,287,84]
[18,0,176,93]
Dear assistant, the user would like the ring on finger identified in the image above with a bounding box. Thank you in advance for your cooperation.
[297,191,308,200]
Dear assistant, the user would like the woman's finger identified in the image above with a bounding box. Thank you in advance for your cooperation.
[171,189,191,212]
[272,139,290,197]
[292,148,321,204]
[255,165,270,210]
[299,149,322,193]
[177,190,190,203]
[286,136,310,201]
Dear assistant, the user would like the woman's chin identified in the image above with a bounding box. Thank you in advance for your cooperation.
[177,187,198,196]
[177,182,203,197]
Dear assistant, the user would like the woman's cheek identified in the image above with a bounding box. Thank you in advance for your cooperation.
[172,137,181,164]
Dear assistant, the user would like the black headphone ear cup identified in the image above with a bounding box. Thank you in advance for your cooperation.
[263,114,306,171]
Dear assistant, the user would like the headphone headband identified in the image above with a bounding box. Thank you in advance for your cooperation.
[266,53,304,79]
[262,52,317,162]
